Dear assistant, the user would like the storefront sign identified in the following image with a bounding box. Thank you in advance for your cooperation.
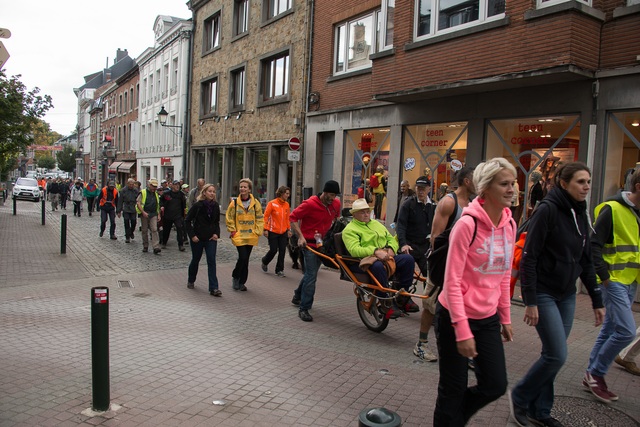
[511,123,550,144]
[160,157,171,165]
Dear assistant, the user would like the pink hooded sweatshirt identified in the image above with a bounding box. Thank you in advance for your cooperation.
[438,197,516,342]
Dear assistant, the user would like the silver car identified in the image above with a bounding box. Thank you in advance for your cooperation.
[12,177,41,202]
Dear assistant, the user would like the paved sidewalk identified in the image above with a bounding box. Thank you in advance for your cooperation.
[1,202,639,426]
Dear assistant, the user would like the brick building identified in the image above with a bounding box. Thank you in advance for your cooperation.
[187,0,310,209]
[304,0,640,222]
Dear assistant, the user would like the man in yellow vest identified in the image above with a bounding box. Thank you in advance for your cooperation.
[136,178,162,254]
[583,169,640,403]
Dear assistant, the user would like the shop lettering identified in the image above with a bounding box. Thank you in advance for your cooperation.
[425,130,444,137]
[511,136,548,145]
[421,140,448,147]
[518,124,544,132]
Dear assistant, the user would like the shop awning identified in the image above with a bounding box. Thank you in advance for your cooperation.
[117,161,135,172]
[108,162,122,172]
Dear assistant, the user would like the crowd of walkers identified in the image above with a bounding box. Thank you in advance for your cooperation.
[42,159,640,426]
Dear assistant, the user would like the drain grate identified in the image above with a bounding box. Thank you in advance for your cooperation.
[117,280,133,288]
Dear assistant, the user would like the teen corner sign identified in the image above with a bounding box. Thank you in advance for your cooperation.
[288,137,301,161]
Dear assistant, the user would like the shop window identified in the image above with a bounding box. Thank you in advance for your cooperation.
[415,0,505,38]
[403,122,468,201]
[334,11,382,75]
[486,115,581,221]
[603,111,640,199]
[204,12,221,53]
[342,128,392,216]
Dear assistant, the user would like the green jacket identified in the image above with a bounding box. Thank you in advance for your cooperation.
[342,218,398,258]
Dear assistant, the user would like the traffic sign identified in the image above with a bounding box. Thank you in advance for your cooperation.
[288,150,300,162]
[288,137,301,151]
[0,41,9,69]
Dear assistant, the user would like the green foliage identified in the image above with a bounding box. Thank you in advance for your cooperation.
[36,155,56,170]
[57,145,77,173]
[0,70,53,178]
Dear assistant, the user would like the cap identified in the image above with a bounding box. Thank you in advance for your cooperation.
[322,180,341,195]
[107,180,115,186]
[161,179,167,184]
[349,198,371,214]
[415,176,431,187]
[148,179,159,187]
[181,184,189,189]
[172,180,180,185]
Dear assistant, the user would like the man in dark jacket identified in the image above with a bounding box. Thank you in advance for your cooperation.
[161,180,187,251]
[117,178,140,243]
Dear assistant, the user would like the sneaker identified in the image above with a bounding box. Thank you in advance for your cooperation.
[210,289,222,297]
[291,295,301,306]
[261,263,268,272]
[384,302,405,320]
[583,371,612,403]
[110,235,117,240]
[582,376,618,401]
[508,390,530,427]
[526,416,564,427]
[239,284,247,291]
[615,355,640,376]
[153,248,161,255]
[125,237,130,243]
[232,277,240,290]
[187,282,195,289]
[404,299,420,313]
[413,341,437,362]
[299,309,313,322]
[276,271,286,277]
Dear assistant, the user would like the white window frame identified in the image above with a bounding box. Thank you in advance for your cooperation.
[260,50,290,102]
[379,0,395,51]
[333,11,381,76]
[265,0,292,19]
[414,0,506,40]
[537,0,591,8]
[204,12,221,52]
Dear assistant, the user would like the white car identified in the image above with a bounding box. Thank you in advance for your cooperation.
[12,177,41,202]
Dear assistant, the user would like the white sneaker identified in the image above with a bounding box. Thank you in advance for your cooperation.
[413,341,437,362]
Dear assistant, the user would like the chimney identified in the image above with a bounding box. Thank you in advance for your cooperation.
[115,48,129,64]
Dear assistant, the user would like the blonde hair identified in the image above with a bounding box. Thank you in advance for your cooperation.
[474,157,517,198]
[239,178,253,191]
[196,183,217,201]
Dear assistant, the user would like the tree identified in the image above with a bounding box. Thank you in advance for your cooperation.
[57,145,77,174]
[37,155,56,170]
[0,71,53,179]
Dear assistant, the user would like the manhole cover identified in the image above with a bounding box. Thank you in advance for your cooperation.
[552,396,639,427]
[117,280,133,288]
[133,293,151,298]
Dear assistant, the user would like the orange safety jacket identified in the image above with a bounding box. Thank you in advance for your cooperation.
[99,187,118,207]
[510,231,527,298]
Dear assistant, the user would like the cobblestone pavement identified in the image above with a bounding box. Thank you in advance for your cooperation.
[1,200,639,426]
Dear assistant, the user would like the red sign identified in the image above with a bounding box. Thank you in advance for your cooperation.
[160,157,171,165]
[93,289,108,304]
[288,137,301,151]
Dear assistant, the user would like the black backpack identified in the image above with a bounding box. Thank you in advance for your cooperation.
[427,193,478,287]
[319,215,351,268]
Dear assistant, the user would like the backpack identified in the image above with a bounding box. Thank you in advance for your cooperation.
[510,200,555,297]
[369,174,379,189]
[427,214,477,287]
[320,216,351,268]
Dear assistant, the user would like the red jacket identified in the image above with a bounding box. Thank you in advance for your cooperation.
[289,195,340,247]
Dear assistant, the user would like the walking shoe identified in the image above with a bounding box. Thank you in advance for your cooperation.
[276,271,286,277]
[99,231,104,237]
[232,277,240,290]
[187,282,195,289]
[153,248,161,255]
[161,244,167,249]
[291,295,301,306]
[404,299,420,313]
[299,309,313,322]
[110,235,117,240]
[615,355,640,376]
[239,284,247,291]
[142,247,148,253]
[508,390,530,427]
[526,416,564,427]
[210,289,222,297]
[130,232,134,239]
[582,375,618,401]
[178,246,185,252]
[413,341,437,362]
[89,212,91,216]
[261,263,268,272]
[125,237,130,243]
[384,302,405,320]
[583,371,612,403]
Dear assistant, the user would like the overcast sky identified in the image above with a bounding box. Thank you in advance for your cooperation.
[2,0,191,136]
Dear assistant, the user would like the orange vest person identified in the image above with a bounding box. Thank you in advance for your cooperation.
[98,181,119,239]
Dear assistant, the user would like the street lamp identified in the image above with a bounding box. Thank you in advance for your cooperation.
[157,106,182,137]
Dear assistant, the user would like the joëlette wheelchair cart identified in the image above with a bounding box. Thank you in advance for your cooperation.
[307,232,428,333]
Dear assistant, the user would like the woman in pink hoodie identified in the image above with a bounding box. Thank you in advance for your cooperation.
[433,157,517,426]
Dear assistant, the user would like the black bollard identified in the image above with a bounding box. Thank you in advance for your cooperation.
[12,196,16,215]
[358,407,401,427]
[41,198,46,225]
[91,287,110,411]
[60,214,67,254]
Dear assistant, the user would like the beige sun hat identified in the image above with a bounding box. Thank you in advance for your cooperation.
[349,198,371,214]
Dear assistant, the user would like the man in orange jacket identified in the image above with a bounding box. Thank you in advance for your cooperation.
[261,186,292,277]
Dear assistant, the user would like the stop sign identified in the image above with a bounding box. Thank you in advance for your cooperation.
[288,137,301,151]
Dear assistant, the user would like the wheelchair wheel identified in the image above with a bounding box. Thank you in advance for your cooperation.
[356,288,389,333]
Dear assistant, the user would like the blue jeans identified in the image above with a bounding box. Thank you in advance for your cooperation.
[294,248,322,311]
[188,239,219,291]
[587,281,637,377]
[512,292,575,420]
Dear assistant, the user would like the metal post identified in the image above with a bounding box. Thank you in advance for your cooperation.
[91,287,110,411]
[41,198,45,225]
[60,214,67,254]
[12,196,16,215]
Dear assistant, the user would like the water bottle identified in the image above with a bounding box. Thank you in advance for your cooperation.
[314,230,323,247]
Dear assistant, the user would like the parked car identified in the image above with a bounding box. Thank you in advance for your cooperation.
[12,177,41,202]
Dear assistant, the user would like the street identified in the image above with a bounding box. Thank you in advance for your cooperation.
[1,200,639,426]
